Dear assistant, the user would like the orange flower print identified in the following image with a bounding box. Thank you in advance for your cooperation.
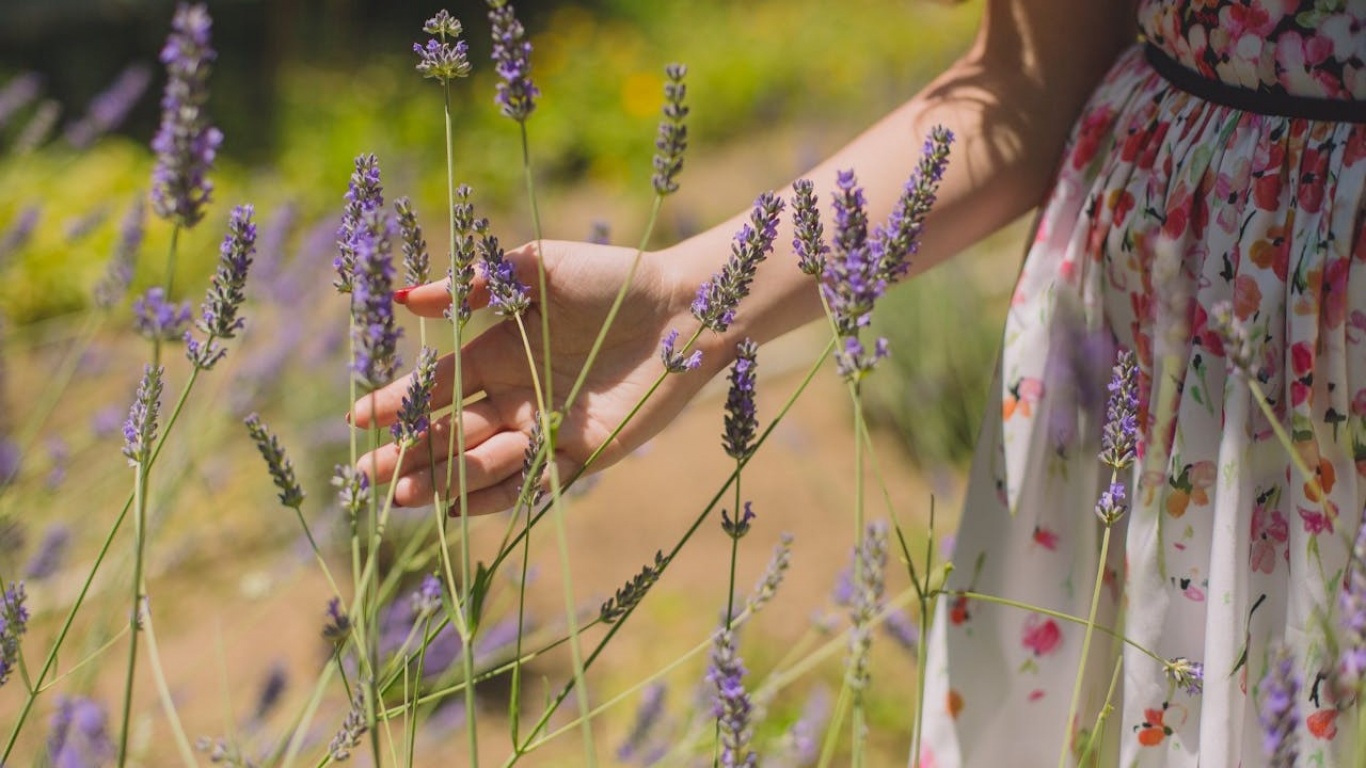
[1233,274,1262,320]
[1249,220,1292,282]
[947,689,964,720]
[1305,456,1337,502]
[1003,377,1044,421]
[1166,461,1216,518]
[1135,703,1182,747]
[1021,615,1062,657]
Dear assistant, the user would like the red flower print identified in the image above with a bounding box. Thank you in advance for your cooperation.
[1291,380,1311,408]
[1027,689,1046,702]
[1032,526,1059,551]
[1353,388,1366,418]
[1307,709,1338,740]
[1135,704,1175,747]
[950,595,971,626]
[1021,615,1062,657]
[1322,257,1348,329]
[1297,145,1329,214]
[1111,189,1136,225]
[1345,126,1366,167]
[1291,341,1314,377]
[1071,108,1115,171]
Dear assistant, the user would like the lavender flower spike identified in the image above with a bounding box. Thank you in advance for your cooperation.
[65,63,152,149]
[660,328,702,373]
[447,184,478,326]
[150,3,222,229]
[392,347,438,448]
[0,73,42,130]
[617,682,667,763]
[335,154,384,294]
[744,532,794,616]
[132,287,192,342]
[722,501,756,540]
[1166,656,1204,696]
[873,125,953,283]
[708,628,757,767]
[24,524,70,581]
[395,197,429,287]
[93,197,145,309]
[1337,513,1366,691]
[0,581,29,688]
[47,696,114,766]
[476,220,530,317]
[332,465,371,520]
[244,414,305,508]
[1258,645,1300,767]
[791,179,828,276]
[350,210,403,390]
[692,192,785,333]
[652,63,689,196]
[121,365,165,466]
[723,339,759,460]
[187,203,256,370]
[846,520,888,695]
[414,11,472,83]
[1099,349,1139,470]
[328,690,369,761]
[488,0,539,121]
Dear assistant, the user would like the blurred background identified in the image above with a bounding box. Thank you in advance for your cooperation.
[0,0,1029,764]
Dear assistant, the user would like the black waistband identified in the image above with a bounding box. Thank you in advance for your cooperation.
[1144,43,1366,123]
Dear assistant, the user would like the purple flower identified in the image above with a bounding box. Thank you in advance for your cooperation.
[121,365,165,466]
[150,3,222,229]
[883,609,919,653]
[652,63,689,196]
[721,501,756,540]
[332,465,371,519]
[253,661,287,721]
[244,414,305,508]
[617,682,667,763]
[521,415,546,507]
[772,685,831,768]
[0,581,29,688]
[132,287,192,342]
[1166,657,1204,696]
[447,185,478,326]
[410,574,443,620]
[691,192,784,333]
[1099,349,1138,470]
[476,220,529,317]
[64,63,152,149]
[394,197,429,287]
[93,197,145,309]
[335,154,384,294]
[64,206,110,243]
[846,521,888,693]
[708,628,756,767]
[722,339,759,460]
[588,220,610,245]
[0,206,40,265]
[820,171,888,379]
[1094,481,1127,525]
[91,406,122,439]
[488,0,539,122]
[350,210,403,390]
[322,597,351,644]
[790,179,827,276]
[47,696,114,768]
[45,436,68,490]
[186,204,256,370]
[24,524,70,581]
[328,690,368,761]
[0,72,42,130]
[744,532,794,616]
[392,347,438,447]
[1338,515,1366,690]
[660,328,702,373]
[0,438,17,488]
[251,200,297,290]
[872,126,953,283]
[414,11,472,84]
[1258,645,1299,766]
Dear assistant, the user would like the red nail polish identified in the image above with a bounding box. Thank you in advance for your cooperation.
[393,287,414,304]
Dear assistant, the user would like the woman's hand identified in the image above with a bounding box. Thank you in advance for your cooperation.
[351,240,726,515]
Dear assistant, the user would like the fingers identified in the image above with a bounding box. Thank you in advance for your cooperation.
[354,403,503,484]
[388,429,577,511]
[395,241,550,319]
[351,340,497,429]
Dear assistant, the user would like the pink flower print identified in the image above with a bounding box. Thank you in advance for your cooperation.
[1213,157,1251,233]
[1291,341,1315,377]
[1250,496,1288,574]
[1220,1,1274,38]
[1022,615,1062,657]
[1299,506,1336,536]
[1277,31,1335,98]
[1353,388,1366,418]
[1027,689,1046,702]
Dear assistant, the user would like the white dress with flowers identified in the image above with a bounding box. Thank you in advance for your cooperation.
[919,1,1366,766]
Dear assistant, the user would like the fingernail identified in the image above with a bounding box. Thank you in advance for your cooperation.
[345,410,352,424]
[393,287,414,304]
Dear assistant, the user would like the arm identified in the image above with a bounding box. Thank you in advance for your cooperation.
[671,0,1138,365]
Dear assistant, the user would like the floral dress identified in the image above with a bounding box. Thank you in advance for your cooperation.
[920,1,1366,766]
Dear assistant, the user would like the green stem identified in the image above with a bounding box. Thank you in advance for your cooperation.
[1077,653,1124,767]
[140,603,199,766]
[117,456,149,766]
[1058,519,1115,768]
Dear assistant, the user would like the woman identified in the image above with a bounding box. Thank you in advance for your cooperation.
[357,1,1366,764]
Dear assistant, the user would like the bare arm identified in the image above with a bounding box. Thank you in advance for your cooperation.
[667,0,1138,364]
